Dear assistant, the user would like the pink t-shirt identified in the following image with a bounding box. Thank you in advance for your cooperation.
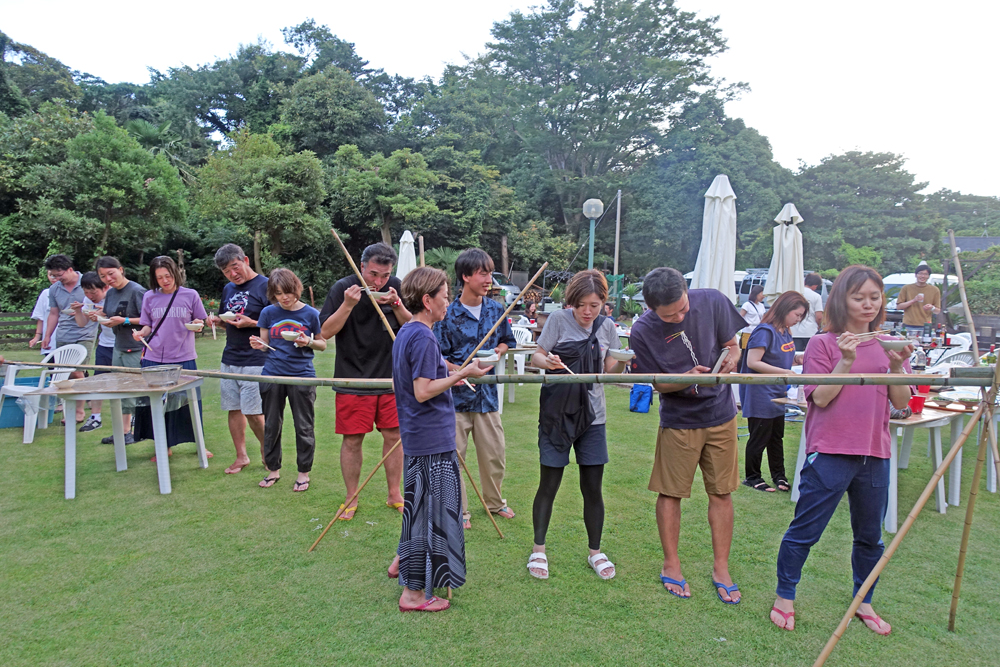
[139,287,208,364]
[803,332,897,459]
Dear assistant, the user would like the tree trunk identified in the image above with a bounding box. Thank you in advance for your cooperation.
[500,235,509,277]
[253,231,262,273]
[381,219,392,246]
[176,249,186,285]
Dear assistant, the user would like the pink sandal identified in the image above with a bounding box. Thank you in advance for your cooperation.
[399,596,449,612]
[770,606,795,631]
[855,611,891,635]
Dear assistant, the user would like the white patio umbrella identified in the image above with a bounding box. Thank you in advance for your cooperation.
[763,203,805,303]
[690,175,738,303]
[396,230,418,280]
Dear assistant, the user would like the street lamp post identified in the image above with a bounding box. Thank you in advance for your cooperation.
[582,198,604,270]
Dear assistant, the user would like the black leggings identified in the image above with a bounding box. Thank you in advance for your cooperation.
[532,464,605,550]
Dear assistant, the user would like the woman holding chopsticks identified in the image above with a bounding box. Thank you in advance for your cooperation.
[385,267,487,612]
[527,269,627,582]
[131,256,211,460]
[770,265,912,635]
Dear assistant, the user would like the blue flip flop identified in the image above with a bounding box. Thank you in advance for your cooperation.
[660,575,689,599]
[713,579,741,605]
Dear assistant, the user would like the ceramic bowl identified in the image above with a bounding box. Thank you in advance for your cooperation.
[52,379,76,390]
[609,349,636,361]
[183,322,204,332]
[878,338,912,352]
[280,331,302,341]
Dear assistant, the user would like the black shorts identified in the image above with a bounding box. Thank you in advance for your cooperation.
[94,345,113,374]
[538,423,608,467]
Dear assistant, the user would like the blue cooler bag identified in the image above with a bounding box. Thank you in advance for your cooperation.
[629,384,652,413]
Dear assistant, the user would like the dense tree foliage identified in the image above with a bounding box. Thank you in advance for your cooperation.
[0,7,993,311]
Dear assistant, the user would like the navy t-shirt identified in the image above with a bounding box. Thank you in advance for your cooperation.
[392,321,457,457]
[257,303,322,378]
[630,289,747,429]
[739,323,796,419]
[221,274,269,366]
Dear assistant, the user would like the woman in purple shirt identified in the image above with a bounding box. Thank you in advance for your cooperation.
[386,267,487,613]
[132,256,211,459]
[770,266,912,635]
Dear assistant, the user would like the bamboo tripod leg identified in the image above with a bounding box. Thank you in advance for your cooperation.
[457,450,504,539]
[812,404,986,667]
[949,404,994,631]
[308,439,402,552]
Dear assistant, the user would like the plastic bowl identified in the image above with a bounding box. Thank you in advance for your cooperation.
[52,379,76,390]
[219,312,237,322]
[878,338,912,352]
[141,365,182,388]
[476,350,495,358]
[280,331,302,341]
[61,308,76,315]
[476,355,499,369]
[609,349,636,361]
[367,290,391,298]
[183,322,204,332]
[97,317,112,325]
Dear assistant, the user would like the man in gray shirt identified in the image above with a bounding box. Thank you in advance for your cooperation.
[41,254,98,424]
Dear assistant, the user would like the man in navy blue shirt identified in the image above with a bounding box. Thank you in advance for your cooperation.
[209,244,269,475]
[434,249,517,529]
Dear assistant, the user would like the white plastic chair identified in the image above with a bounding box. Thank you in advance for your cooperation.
[949,333,972,352]
[511,326,533,381]
[931,349,975,368]
[1,344,88,443]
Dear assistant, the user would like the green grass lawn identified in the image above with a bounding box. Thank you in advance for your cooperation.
[2,337,1000,666]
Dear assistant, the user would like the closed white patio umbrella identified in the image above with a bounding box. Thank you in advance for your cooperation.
[763,203,805,303]
[396,230,418,280]
[691,175,738,303]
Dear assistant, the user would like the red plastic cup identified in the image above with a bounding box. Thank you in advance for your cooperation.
[909,395,926,414]
[917,385,930,394]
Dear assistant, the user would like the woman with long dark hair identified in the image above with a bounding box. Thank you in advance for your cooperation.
[770,266,912,635]
[738,291,809,492]
[738,285,766,348]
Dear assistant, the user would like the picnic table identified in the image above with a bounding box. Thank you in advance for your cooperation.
[30,372,209,499]
[775,397,969,533]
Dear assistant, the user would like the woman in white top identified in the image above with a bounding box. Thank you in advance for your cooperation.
[739,285,766,348]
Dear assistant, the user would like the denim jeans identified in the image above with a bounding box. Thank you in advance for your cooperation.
[776,453,889,602]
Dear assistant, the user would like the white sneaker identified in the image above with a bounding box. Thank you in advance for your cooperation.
[79,415,103,432]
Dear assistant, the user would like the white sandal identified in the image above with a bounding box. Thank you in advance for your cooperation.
[527,552,549,580]
[588,552,615,580]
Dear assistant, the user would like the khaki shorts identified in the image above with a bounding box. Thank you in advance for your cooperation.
[648,417,739,498]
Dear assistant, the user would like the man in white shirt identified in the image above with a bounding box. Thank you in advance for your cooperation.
[29,271,59,355]
[791,273,824,351]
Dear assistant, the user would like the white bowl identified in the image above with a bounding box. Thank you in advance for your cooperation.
[609,349,636,361]
[476,350,495,358]
[367,290,391,298]
[280,331,302,341]
[52,379,76,390]
[61,308,76,315]
[219,312,237,322]
[183,322,204,332]
[476,355,499,369]
[97,317,112,325]
[878,338,912,352]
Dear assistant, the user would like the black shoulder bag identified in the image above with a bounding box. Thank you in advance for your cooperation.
[538,316,605,451]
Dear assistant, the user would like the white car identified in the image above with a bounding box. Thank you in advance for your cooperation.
[492,272,521,306]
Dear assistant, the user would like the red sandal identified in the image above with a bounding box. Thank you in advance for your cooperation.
[399,596,449,612]
[855,611,891,635]
[770,606,795,631]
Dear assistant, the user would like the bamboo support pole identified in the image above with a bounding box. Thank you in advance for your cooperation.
[7,362,994,389]
[949,230,981,363]
[308,442,401,552]
[948,403,992,631]
[813,402,987,667]
[989,417,1000,489]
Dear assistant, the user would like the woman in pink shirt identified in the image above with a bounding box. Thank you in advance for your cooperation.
[770,266,912,636]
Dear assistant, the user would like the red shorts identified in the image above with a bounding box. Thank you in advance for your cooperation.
[335,393,399,435]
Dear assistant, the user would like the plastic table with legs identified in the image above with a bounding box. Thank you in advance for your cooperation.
[30,372,209,499]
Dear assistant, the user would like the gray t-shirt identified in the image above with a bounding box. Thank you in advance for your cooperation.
[48,277,98,344]
[103,280,147,352]
[537,309,621,424]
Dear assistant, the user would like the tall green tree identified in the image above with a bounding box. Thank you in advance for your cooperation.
[792,151,941,273]
[451,0,732,242]
[0,33,80,108]
[924,189,1000,236]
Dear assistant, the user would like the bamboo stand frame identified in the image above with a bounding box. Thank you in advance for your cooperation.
[949,230,981,363]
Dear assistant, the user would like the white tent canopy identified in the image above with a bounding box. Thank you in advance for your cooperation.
[763,203,805,302]
[396,230,418,280]
[690,175,738,303]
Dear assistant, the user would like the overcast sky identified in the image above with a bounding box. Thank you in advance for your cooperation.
[4,0,996,196]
